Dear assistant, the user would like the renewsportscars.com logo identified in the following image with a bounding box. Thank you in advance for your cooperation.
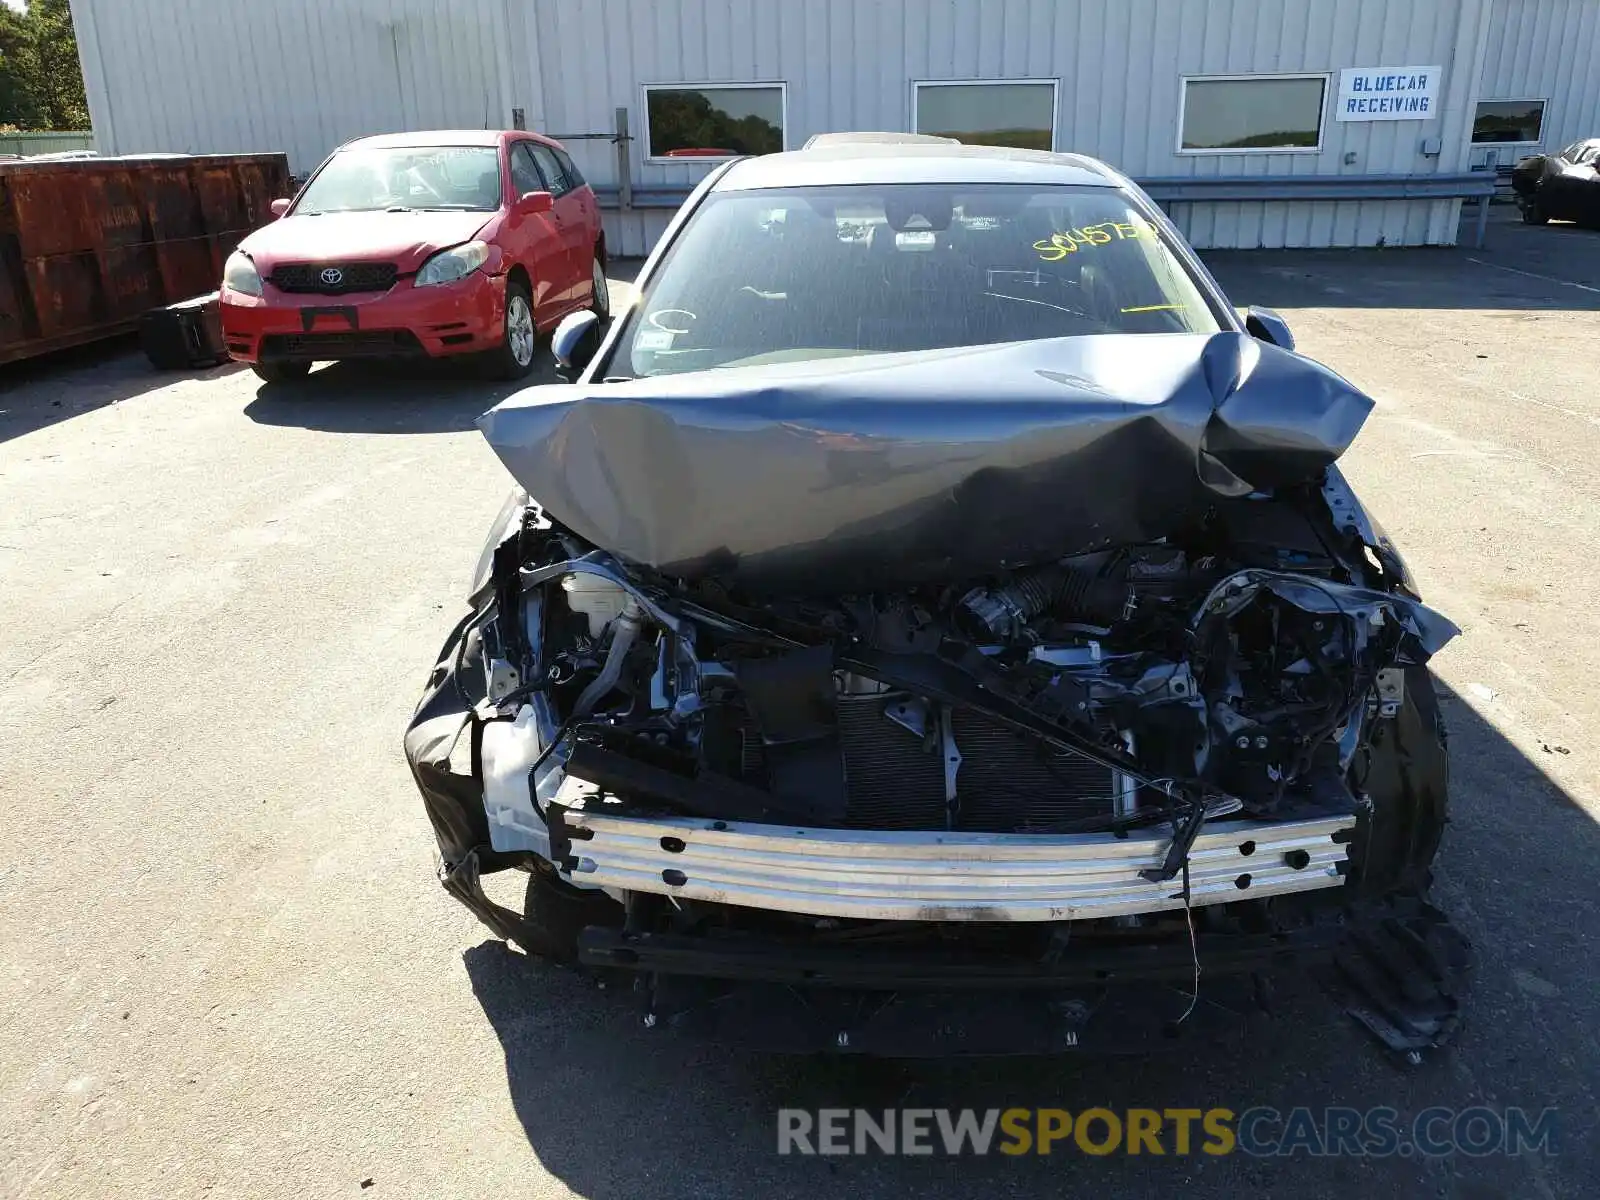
[776,1106,1559,1158]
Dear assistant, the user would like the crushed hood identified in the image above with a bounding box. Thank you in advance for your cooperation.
[477,332,1375,592]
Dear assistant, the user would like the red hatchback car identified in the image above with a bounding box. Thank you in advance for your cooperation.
[220,130,607,382]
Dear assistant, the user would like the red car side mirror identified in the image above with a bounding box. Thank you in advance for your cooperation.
[516,190,554,216]
[269,198,292,218]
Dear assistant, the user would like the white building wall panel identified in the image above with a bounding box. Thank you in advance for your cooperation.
[69,0,527,176]
[537,0,1489,253]
[68,0,1541,253]
[1477,0,1600,156]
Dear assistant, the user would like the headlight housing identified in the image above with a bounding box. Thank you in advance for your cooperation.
[416,240,490,287]
[222,251,263,297]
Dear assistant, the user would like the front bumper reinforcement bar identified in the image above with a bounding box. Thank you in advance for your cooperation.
[556,810,1354,922]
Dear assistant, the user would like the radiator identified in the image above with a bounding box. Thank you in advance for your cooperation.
[828,694,1119,833]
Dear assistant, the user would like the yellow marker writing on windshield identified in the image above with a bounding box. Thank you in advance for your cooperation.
[1034,221,1157,261]
[1120,303,1183,313]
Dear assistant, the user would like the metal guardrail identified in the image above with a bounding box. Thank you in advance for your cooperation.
[1139,172,1498,248]
[1137,172,1496,202]
[0,130,94,157]
[592,186,690,209]
[590,170,1500,248]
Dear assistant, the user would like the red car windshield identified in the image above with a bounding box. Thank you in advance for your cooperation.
[296,146,502,214]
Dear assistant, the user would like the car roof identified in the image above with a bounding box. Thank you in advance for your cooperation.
[338,130,511,150]
[714,141,1122,192]
[802,131,960,148]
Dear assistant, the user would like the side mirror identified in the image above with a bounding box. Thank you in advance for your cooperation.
[516,190,553,216]
[1244,306,1294,352]
[269,198,292,218]
[551,310,601,379]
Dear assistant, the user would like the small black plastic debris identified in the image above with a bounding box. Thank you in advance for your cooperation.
[1541,743,1570,755]
[1476,353,1488,359]
[1318,894,1472,1063]
[360,1180,374,1190]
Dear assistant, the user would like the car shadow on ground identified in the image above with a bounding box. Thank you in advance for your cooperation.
[241,263,641,435]
[0,335,242,443]
[241,352,559,435]
[461,679,1597,1199]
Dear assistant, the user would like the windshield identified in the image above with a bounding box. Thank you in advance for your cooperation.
[612,183,1223,378]
[296,146,501,214]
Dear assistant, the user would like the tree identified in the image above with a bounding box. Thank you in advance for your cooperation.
[0,6,45,130]
[0,0,89,131]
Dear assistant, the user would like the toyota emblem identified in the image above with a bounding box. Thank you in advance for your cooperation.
[320,267,344,287]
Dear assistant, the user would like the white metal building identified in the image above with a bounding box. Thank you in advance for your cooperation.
[69,0,1600,255]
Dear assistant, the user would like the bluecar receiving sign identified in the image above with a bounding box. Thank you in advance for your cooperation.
[1336,66,1441,121]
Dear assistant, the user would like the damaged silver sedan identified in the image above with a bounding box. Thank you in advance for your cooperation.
[407,140,1466,1056]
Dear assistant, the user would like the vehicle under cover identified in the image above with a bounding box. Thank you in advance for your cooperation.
[406,328,1466,1056]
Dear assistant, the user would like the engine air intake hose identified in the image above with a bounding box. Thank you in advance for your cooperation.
[958,564,1131,640]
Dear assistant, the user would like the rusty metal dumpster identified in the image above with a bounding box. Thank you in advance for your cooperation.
[0,152,291,365]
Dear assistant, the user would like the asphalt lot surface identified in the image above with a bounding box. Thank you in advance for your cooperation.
[3,208,1598,1198]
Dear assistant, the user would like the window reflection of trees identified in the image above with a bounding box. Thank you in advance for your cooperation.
[647,90,783,157]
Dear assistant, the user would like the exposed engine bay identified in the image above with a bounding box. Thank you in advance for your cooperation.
[405,332,1464,1056]
[468,473,1451,858]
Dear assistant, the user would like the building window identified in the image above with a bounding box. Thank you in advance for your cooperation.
[913,80,1057,151]
[643,84,786,161]
[1470,99,1546,144]
[1179,75,1327,153]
